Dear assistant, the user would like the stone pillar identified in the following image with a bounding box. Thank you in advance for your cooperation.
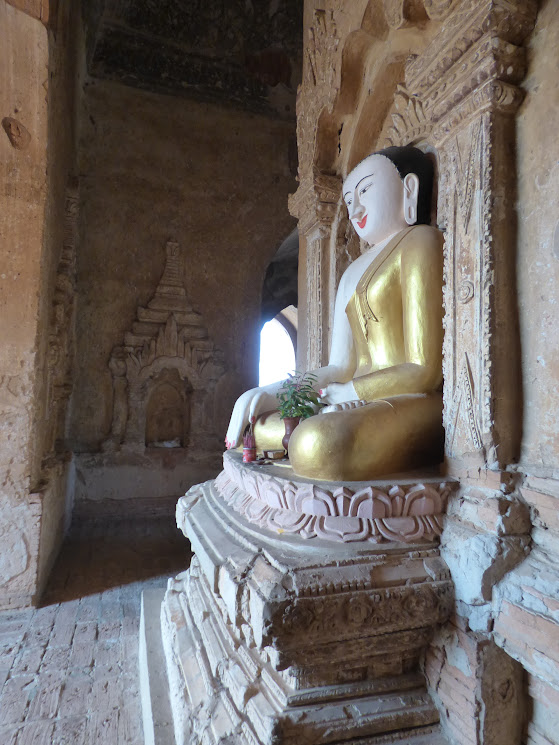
[289,171,340,369]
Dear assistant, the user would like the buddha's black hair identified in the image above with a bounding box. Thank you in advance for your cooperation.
[373,145,434,225]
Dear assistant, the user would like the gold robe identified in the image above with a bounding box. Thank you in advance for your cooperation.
[258,225,445,481]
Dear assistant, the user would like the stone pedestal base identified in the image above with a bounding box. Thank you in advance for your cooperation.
[158,457,454,744]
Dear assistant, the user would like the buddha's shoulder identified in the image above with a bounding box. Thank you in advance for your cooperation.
[401,224,443,247]
[399,225,443,260]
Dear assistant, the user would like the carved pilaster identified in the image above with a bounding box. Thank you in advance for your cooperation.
[43,178,79,469]
[382,0,537,468]
[289,171,341,368]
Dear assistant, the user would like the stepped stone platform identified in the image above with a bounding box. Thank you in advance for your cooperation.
[151,453,456,744]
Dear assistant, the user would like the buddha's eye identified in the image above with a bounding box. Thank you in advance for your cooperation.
[359,182,373,196]
[346,198,352,206]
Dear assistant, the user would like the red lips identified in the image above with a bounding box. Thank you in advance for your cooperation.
[357,215,367,229]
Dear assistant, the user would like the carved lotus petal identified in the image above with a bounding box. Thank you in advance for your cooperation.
[333,486,354,515]
[299,516,318,539]
[244,472,261,501]
[404,484,442,515]
[300,487,336,516]
[239,494,253,512]
[334,492,351,516]
[284,483,298,511]
[245,500,270,522]
[292,484,314,513]
[425,514,444,535]
[349,489,391,519]
[317,516,369,542]
[393,495,405,516]
[263,478,287,510]
[377,517,425,542]
[214,471,228,490]
[270,510,311,533]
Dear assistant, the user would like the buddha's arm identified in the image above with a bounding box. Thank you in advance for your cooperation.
[352,226,443,401]
[225,272,357,447]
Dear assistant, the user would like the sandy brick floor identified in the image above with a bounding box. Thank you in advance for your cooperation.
[0,519,190,744]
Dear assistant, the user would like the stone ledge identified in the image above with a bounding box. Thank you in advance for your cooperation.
[139,588,175,745]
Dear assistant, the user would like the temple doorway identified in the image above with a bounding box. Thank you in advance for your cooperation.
[259,314,296,386]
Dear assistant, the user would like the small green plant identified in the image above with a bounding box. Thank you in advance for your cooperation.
[276,371,321,420]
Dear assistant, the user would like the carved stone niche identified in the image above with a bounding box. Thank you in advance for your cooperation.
[105,240,224,455]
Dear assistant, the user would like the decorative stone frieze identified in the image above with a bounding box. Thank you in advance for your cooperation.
[296,6,342,183]
[288,170,340,236]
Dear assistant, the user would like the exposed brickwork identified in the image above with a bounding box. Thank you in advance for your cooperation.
[425,619,480,745]
[0,519,189,744]
[524,675,559,745]
[426,613,526,745]
[494,600,559,675]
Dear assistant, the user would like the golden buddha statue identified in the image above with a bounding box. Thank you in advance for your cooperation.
[226,146,444,481]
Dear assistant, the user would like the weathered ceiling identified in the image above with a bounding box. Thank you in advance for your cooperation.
[82,0,303,117]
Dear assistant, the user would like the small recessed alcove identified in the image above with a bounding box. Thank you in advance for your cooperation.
[145,369,191,449]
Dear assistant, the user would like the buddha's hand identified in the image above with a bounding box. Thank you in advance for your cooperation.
[225,386,278,450]
[319,399,369,415]
[319,380,359,405]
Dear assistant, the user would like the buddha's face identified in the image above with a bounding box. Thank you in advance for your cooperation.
[343,154,419,246]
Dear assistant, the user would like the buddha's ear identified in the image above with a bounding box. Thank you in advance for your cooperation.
[403,173,420,225]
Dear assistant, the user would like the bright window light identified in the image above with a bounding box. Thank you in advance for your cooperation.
[259,318,295,386]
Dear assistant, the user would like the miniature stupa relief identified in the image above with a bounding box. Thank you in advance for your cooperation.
[105,239,224,453]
